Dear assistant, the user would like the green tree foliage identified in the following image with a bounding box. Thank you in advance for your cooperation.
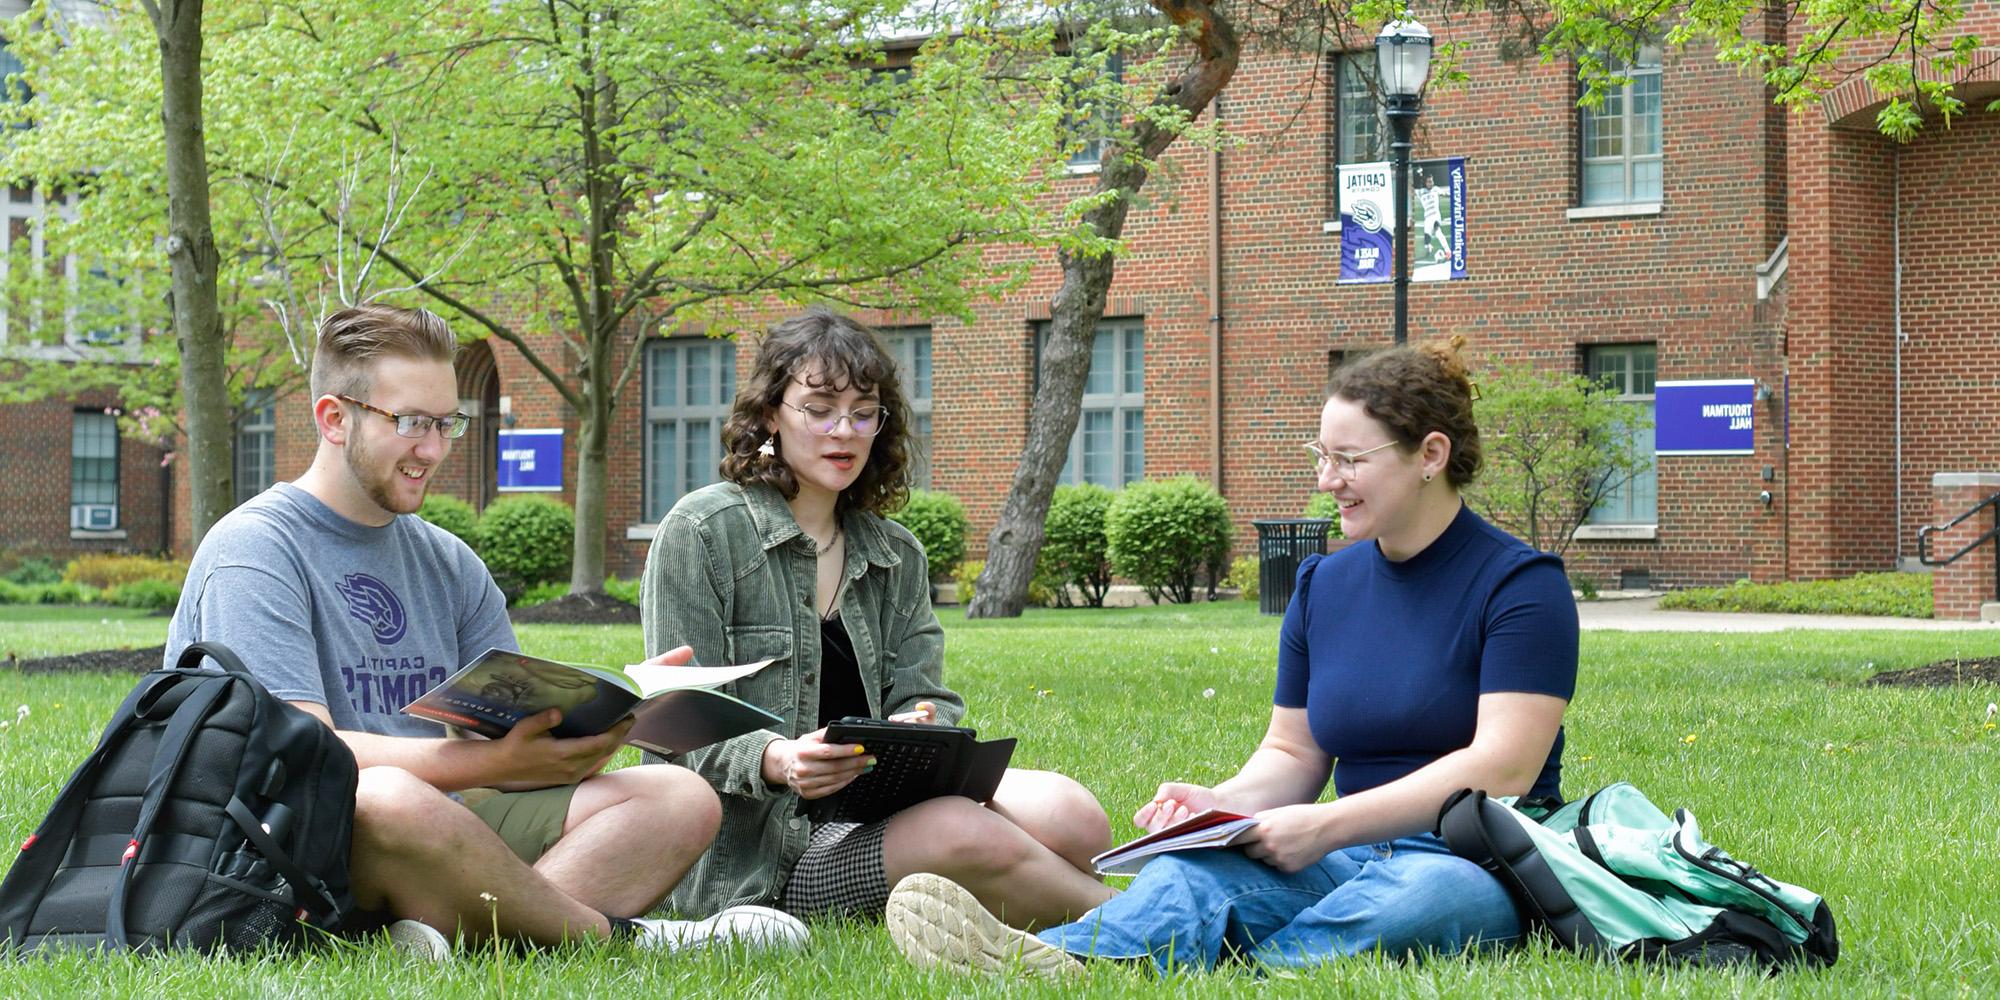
[1039,482,1115,607]
[1301,492,1347,536]
[1462,362,1651,562]
[5,1,1063,588]
[887,489,968,583]
[474,496,576,601]
[1104,476,1233,605]
[1534,0,1995,141]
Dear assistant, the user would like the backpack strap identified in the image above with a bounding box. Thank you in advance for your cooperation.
[222,797,342,920]
[1438,787,1607,954]
[0,671,189,945]
[104,673,237,949]
[173,640,255,680]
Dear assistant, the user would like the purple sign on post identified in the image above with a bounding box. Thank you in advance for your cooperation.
[1655,380,1756,455]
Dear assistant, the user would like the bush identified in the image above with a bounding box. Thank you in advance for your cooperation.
[954,559,1052,608]
[887,489,968,582]
[1104,476,1234,605]
[513,580,569,608]
[1222,554,1260,602]
[63,554,187,589]
[603,576,641,605]
[106,578,182,611]
[0,579,31,604]
[2,556,62,586]
[417,493,480,545]
[473,495,575,599]
[1039,483,1115,607]
[1301,493,1347,536]
[30,581,96,605]
[1658,572,1932,618]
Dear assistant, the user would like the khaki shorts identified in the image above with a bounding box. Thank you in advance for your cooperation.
[461,784,578,864]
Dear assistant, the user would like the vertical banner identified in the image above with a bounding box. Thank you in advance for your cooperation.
[1337,162,1392,284]
[1338,157,1468,284]
[497,428,564,491]
[1654,380,1756,455]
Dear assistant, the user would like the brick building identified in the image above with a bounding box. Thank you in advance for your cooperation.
[6,9,1998,596]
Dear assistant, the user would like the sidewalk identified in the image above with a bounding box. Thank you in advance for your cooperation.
[1576,594,1999,632]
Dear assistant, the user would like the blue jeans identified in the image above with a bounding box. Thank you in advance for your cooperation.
[1036,834,1521,972]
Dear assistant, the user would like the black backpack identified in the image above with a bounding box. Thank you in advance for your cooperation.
[1,641,359,954]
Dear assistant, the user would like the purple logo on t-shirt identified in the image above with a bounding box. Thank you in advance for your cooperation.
[336,573,408,644]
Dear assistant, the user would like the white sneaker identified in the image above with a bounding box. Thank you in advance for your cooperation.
[386,918,453,962]
[885,873,1082,978]
[631,904,809,953]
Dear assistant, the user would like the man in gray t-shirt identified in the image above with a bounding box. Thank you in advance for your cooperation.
[166,305,803,955]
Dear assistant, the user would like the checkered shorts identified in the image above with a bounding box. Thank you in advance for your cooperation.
[778,820,891,919]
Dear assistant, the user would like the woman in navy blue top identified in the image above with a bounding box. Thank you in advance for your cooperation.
[887,338,1578,976]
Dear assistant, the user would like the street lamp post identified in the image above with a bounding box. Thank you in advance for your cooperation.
[1376,19,1433,346]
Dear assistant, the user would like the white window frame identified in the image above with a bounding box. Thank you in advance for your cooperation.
[1037,319,1144,489]
[1578,43,1664,209]
[70,408,119,532]
[642,337,736,523]
[880,326,933,490]
[1583,343,1657,527]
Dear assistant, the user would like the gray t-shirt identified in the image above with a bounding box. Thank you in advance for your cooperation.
[166,482,516,736]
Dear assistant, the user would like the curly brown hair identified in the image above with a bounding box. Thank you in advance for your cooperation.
[1325,336,1482,488]
[719,308,911,515]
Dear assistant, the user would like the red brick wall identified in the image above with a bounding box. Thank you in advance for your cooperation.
[1928,474,2000,619]
[0,394,171,561]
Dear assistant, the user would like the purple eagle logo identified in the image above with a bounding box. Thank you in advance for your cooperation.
[336,573,408,644]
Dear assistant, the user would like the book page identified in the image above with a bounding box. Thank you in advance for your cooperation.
[624,657,776,697]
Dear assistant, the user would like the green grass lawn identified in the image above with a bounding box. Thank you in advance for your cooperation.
[2,601,1997,995]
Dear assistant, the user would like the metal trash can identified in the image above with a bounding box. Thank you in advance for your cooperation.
[1252,518,1334,616]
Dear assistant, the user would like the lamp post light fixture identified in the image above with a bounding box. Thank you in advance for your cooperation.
[1376,18,1433,346]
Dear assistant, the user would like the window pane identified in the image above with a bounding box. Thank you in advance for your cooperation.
[911,413,933,490]
[1122,408,1144,485]
[1337,56,1381,164]
[909,334,932,400]
[1122,328,1143,395]
[1081,410,1112,486]
[647,422,677,522]
[71,412,118,508]
[686,345,712,407]
[1632,77,1661,155]
[649,346,675,409]
[1086,330,1113,395]
[1632,159,1662,202]
[1581,162,1626,206]
[684,419,712,495]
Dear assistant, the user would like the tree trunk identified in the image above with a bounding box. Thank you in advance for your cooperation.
[149,0,231,549]
[569,348,612,596]
[967,0,1239,618]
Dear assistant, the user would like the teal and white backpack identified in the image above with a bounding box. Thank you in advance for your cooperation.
[1437,782,1838,969]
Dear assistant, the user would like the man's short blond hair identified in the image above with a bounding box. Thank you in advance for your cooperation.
[309,304,459,400]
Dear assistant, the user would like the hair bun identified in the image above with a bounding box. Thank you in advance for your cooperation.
[1421,335,1471,384]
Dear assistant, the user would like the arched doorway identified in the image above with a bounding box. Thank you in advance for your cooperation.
[455,339,501,510]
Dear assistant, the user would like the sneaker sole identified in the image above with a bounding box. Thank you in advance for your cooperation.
[885,873,1081,978]
[386,920,452,962]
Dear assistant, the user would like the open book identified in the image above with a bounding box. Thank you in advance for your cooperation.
[1090,809,1261,876]
[401,649,782,755]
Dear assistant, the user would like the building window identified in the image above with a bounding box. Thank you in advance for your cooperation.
[1331,51,1385,165]
[1579,43,1663,207]
[1037,319,1144,488]
[881,326,933,490]
[644,337,736,523]
[1585,344,1657,524]
[70,409,119,531]
[235,389,277,506]
[1064,51,1123,172]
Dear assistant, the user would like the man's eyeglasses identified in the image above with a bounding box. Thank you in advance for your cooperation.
[337,394,471,439]
[1304,439,1399,480]
[783,400,890,437]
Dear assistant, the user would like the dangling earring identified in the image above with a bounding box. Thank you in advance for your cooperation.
[758,434,777,459]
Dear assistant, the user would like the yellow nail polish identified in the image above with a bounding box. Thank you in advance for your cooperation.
[853,744,866,755]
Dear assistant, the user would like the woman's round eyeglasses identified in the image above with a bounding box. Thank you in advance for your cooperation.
[1304,439,1398,479]
[784,400,890,437]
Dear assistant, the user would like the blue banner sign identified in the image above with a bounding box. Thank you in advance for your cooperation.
[1337,156,1467,284]
[1655,380,1755,455]
[497,429,564,491]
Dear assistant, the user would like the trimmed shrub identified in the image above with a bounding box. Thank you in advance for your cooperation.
[63,554,187,589]
[1658,572,1932,618]
[417,493,480,545]
[106,578,181,611]
[514,580,569,608]
[954,559,1052,608]
[603,576,641,605]
[1039,483,1114,607]
[887,489,968,582]
[1105,476,1234,605]
[2,557,62,586]
[30,581,95,605]
[1222,554,1260,603]
[1302,492,1347,536]
[473,495,575,600]
[0,579,32,604]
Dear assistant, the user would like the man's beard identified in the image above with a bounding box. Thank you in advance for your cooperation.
[345,433,426,515]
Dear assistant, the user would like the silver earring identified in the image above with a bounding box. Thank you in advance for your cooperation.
[758,434,777,458]
[1423,474,1434,483]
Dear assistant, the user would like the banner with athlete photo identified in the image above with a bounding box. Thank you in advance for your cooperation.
[1337,157,1467,283]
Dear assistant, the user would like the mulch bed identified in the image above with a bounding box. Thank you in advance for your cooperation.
[505,592,641,626]
[1865,657,2000,688]
[6,645,163,675]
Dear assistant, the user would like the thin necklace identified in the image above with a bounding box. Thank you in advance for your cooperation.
[812,524,842,556]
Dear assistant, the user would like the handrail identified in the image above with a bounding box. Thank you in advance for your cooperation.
[1917,491,2000,605]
